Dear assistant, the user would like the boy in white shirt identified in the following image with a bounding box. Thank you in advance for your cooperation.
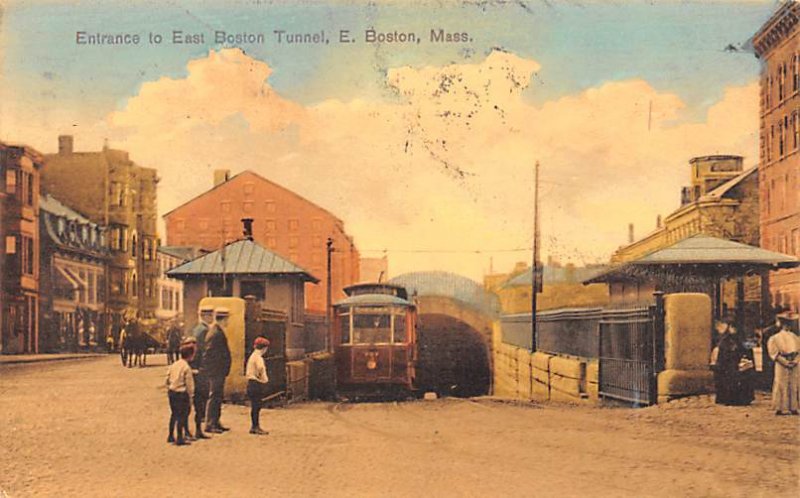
[166,343,195,445]
[246,337,270,435]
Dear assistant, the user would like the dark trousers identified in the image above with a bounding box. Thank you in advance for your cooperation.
[168,391,191,442]
[206,376,225,427]
[247,380,266,429]
[194,374,209,429]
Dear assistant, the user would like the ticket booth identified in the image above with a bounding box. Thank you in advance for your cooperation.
[198,296,287,402]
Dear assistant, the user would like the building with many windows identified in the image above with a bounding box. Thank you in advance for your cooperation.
[41,136,159,340]
[38,194,109,352]
[164,170,359,313]
[0,142,42,353]
[753,1,800,311]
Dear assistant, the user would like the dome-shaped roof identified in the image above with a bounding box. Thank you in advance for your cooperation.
[389,271,500,317]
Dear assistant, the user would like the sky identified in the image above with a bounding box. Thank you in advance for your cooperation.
[0,0,783,281]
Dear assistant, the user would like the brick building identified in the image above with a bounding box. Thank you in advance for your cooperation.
[753,1,800,312]
[0,142,42,353]
[164,170,359,313]
[38,194,109,352]
[41,136,159,339]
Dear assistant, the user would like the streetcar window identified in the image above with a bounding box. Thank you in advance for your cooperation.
[392,313,407,343]
[353,313,391,344]
[339,312,351,344]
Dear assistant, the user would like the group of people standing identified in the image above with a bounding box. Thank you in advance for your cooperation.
[163,305,272,446]
[711,311,800,415]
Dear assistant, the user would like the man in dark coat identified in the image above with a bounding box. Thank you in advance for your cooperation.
[203,307,232,433]
[190,305,215,439]
[166,322,182,364]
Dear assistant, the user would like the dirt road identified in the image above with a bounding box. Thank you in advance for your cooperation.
[0,356,797,497]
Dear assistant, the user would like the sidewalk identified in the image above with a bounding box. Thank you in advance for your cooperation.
[0,353,107,365]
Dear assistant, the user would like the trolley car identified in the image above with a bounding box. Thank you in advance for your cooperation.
[333,283,417,398]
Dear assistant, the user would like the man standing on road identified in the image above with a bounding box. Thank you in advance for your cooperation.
[204,307,232,433]
[190,305,215,439]
[166,321,182,364]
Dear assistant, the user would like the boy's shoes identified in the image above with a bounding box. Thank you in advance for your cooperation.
[217,423,231,432]
[205,425,224,434]
[167,435,175,443]
[249,427,269,435]
[175,439,190,446]
[195,431,210,439]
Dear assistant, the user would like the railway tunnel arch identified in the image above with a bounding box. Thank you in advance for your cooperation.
[389,272,499,398]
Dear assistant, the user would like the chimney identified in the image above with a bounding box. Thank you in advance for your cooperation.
[58,135,73,155]
[214,169,231,187]
[628,223,634,244]
[656,215,662,229]
[241,218,254,240]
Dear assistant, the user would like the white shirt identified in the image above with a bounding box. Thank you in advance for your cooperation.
[246,349,269,384]
[166,358,195,397]
[767,330,800,360]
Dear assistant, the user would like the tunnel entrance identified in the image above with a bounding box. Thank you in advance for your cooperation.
[415,314,491,398]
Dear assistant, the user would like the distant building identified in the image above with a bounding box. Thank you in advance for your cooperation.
[155,247,199,324]
[167,224,319,359]
[163,169,359,313]
[359,256,389,283]
[38,194,109,352]
[485,261,609,314]
[753,1,800,312]
[41,136,159,340]
[612,156,758,263]
[0,142,42,353]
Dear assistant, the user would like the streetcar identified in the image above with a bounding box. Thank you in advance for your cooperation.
[333,283,418,398]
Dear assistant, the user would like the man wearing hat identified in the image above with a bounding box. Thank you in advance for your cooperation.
[767,312,800,415]
[203,307,232,433]
[190,305,215,439]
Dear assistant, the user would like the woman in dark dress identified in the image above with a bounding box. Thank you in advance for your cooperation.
[712,319,754,406]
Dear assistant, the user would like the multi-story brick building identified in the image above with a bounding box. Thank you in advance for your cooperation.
[164,170,359,313]
[753,1,800,312]
[0,142,42,353]
[38,194,109,352]
[155,246,199,324]
[41,136,159,339]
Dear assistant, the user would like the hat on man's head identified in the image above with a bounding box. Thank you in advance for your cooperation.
[778,312,799,332]
[215,307,230,318]
[253,336,270,348]
[199,304,215,314]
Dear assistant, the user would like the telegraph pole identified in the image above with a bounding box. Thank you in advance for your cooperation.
[531,160,540,352]
[326,237,334,353]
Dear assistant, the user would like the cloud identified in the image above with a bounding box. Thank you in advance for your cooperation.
[9,47,758,280]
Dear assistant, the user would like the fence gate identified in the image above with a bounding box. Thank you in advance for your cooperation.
[598,300,664,406]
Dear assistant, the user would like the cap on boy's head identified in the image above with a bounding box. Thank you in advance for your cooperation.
[215,307,230,319]
[254,337,270,349]
[179,343,195,359]
[181,336,197,346]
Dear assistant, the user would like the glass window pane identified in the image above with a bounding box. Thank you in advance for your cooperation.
[339,313,350,344]
[393,313,407,343]
[353,313,391,344]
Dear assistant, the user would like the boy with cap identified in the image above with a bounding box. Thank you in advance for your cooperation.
[246,336,270,435]
[166,341,195,445]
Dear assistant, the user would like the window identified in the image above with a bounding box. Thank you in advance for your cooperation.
[289,237,299,249]
[5,235,16,254]
[266,237,277,248]
[24,172,34,206]
[265,201,276,213]
[265,219,277,232]
[353,310,391,344]
[312,219,322,232]
[221,201,231,213]
[339,312,351,344]
[6,169,17,194]
[794,112,799,150]
[288,219,299,232]
[240,280,265,300]
[131,234,138,257]
[243,182,255,195]
[243,201,253,213]
[393,311,407,343]
[131,272,138,296]
[21,236,34,275]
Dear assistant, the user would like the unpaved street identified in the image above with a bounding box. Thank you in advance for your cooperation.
[1,356,798,497]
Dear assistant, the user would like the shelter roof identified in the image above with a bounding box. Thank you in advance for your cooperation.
[167,238,319,283]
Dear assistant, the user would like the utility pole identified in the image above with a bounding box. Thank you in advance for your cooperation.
[531,160,540,352]
[326,237,334,353]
